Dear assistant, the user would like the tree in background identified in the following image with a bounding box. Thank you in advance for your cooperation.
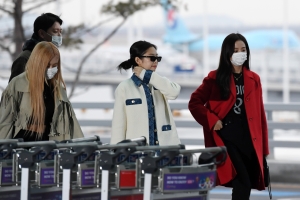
[68,0,172,98]
[0,0,84,59]
[0,0,180,96]
[0,0,84,92]
[0,0,54,60]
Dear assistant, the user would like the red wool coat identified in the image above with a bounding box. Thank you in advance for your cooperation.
[188,67,269,190]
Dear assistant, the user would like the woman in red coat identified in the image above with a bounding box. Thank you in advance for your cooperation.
[189,33,269,200]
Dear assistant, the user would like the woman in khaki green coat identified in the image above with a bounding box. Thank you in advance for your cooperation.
[0,42,83,141]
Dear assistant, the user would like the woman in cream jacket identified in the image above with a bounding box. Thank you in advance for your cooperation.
[110,41,181,145]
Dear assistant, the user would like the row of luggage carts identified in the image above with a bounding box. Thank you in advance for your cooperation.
[0,136,227,200]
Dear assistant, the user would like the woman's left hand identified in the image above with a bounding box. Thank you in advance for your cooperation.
[213,120,223,131]
[133,66,144,77]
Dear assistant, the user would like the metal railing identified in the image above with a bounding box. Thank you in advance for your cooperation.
[72,102,300,159]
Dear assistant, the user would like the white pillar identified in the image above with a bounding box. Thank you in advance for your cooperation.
[127,16,134,78]
[202,0,209,78]
[261,50,268,102]
[282,0,290,103]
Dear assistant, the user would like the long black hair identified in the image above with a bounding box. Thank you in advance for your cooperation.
[118,40,157,71]
[216,33,250,100]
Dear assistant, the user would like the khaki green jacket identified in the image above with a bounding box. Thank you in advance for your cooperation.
[0,73,84,141]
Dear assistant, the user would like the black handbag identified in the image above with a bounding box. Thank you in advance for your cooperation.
[263,157,272,199]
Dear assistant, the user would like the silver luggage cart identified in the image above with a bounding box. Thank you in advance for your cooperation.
[0,138,227,200]
[140,146,227,200]
[59,136,147,200]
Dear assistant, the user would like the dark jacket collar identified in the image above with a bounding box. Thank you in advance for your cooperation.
[22,33,42,52]
[131,74,142,87]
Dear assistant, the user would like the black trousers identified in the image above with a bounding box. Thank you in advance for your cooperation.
[218,117,259,200]
[225,142,258,200]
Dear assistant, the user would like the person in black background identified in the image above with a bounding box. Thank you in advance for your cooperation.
[9,13,63,82]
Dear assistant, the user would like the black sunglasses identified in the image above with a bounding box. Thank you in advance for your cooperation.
[140,56,162,62]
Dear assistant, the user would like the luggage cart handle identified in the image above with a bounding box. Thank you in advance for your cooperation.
[117,136,147,146]
[0,138,23,160]
[99,147,137,170]
[59,143,99,169]
[105,137,148,165]
[62,135,102,144]
[135,144,185,152]
[141,150,180,173]
[17,142,58,168]
[17,141,98,169]
[178,146,226,154]
[0,139,24,144]
[97,142,141,150]
[197,146,227,165]
[58,141,142,169]
[98,140,147,170]
[214,147,227,165]
[16,140,57,148]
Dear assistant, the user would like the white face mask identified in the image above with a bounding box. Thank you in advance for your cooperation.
[46,66,58,80]
[231,52,247,66]
[46,32,62,47]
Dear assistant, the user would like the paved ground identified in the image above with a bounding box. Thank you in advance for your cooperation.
[209,183,300,200]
